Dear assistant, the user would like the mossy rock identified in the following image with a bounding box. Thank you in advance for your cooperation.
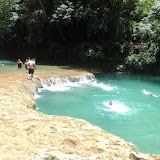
[34,79,43,89]
[127,142,138,153]
[44,156,60,160]
[32,103,36,109]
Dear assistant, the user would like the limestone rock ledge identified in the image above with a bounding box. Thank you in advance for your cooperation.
[0,73,160,160]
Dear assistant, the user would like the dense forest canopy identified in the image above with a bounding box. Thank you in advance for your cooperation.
[0,0,160,72]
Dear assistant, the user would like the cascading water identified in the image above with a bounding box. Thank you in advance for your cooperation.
[40,74,94,86]
[35,73,160,155]
[38,74,95,92]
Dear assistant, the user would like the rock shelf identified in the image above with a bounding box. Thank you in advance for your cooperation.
[0,66,159,160]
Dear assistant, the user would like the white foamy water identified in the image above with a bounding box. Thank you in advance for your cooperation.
[39,76,94,92]
[103,101,129,113]
[33,94,41,99]
[91,81,116,91]
[34,76,118,105]
[34,76,117,100]
[44,85,71,91]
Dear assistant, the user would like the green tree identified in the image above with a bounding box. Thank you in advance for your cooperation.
[0,0,139,70]
[125,0,160,73]
[0,0,19,38]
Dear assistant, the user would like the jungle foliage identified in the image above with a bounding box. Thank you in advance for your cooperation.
[0,0,160,72]
[125,0,160,72]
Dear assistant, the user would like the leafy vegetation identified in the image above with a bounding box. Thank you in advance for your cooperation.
[125,0,160,72]
[0,0,160,73]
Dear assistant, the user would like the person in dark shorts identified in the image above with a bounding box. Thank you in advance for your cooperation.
[28,68,34,74]
[27,58,35,80]
[16,59,23,70]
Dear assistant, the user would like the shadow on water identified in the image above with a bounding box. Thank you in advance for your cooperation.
[94,72,160,85]
[59,65,91,72]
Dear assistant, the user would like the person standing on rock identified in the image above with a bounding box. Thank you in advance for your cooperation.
[16,59,23,70]
[27,58,35,80]
[25,59,28,70]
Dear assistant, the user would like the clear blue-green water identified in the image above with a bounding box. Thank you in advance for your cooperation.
[35,73,160,154]
[0,60,16,73]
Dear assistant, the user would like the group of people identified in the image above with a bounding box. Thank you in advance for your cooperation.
[16,57,36,80]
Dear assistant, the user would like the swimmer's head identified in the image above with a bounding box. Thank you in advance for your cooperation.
[109,101,112,106]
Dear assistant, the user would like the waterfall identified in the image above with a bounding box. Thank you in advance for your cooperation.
[34,73,116,95]
[34,73,115,99]
[40,74,95,88]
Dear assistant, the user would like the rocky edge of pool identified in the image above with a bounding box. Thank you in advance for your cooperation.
[0,66,160,160]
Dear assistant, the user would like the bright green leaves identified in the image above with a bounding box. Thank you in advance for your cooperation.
[50,1,74,24]
[134,1,160,43]
[134,0,156,20]
[126,0,160,72]
[125,51,156,71]
[132,22,152,41]
[0,0,20,35]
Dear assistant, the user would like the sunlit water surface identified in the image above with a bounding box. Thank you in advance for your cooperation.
[35,73,160,154]
[0,60,16,73]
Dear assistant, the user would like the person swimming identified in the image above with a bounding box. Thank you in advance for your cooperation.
[109,101,113,106]
[105,101,129,113]
[142,89,158,98]
[106,101,113,108]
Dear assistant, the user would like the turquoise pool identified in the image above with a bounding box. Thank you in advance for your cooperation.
[35,73,160,154]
